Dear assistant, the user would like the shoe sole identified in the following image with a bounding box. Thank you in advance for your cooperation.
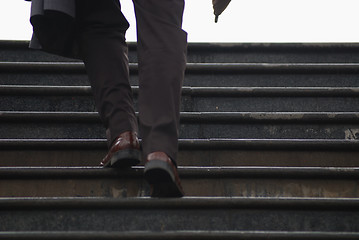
[104,149,141,168]
[144,160,184,198]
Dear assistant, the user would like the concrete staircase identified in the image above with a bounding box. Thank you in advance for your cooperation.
[1,40,359,238]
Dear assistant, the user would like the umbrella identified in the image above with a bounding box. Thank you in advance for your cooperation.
[212,0,231,23]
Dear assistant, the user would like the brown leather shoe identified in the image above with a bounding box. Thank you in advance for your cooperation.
[100,131,141,168]
[144,152,184,198]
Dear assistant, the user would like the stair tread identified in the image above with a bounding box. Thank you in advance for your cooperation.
[1,111,359,123]
[5,41,359,64]
[1,197,358,232]
[2,61,359,73]
[1,230,359,240]
[0,138,358,150]
[2,85,359,97]
[1,196,359,209]
[4,40,359,48]
[0,166,358,179]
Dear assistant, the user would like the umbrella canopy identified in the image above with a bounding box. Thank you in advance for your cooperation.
[212,0,231,22]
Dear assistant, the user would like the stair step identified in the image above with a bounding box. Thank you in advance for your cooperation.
[3,95,358,112]
[2,85,359,97]
[3,40,359,63]
[2,166,358,178]
[1,231,359,240]
[0,197,358,231]
[2,139,359,167]
[1,166,359,198]
[2,62,359,87]
[2,149,359,167]
[2,85,359,112]
[3,69,359,88]
[2,111,359,122]
[2,61,359,73]
[1,111,359,139]
[1,138,358,150]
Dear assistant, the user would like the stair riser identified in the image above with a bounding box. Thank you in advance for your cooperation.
[1,208,358,232]
[2,96,359,112]
[1,122,358,139]
[185,73,359,88]
[1,177,359,198]
[0,73,90,86]
[2,73,359,88]
[4,42,359,63]
[2,232,359,240]
[2,150,359,167]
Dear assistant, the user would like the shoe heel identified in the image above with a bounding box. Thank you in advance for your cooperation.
[144,160,184,198]
[110,149,141,168]
[144,160,175,184]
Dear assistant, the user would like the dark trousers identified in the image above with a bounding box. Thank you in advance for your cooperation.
[75,0,187,163]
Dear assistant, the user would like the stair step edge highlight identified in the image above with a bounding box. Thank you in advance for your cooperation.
[1,111,359,123]
[0,166,358,179]
[0,139,358,150]
[1,197,359,210]
[0,231,358,240]
[2,62,359,73]
[2,85,359,97]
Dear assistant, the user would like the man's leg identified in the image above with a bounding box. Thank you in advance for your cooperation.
[76,0,140,167]
[133,0,187,163]
[133,0,187,197]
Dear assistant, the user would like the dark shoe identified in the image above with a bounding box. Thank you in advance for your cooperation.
[144,152,184,198]
[100,131,141,168]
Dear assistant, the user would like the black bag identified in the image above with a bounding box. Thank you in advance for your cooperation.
[29,0,80,59]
